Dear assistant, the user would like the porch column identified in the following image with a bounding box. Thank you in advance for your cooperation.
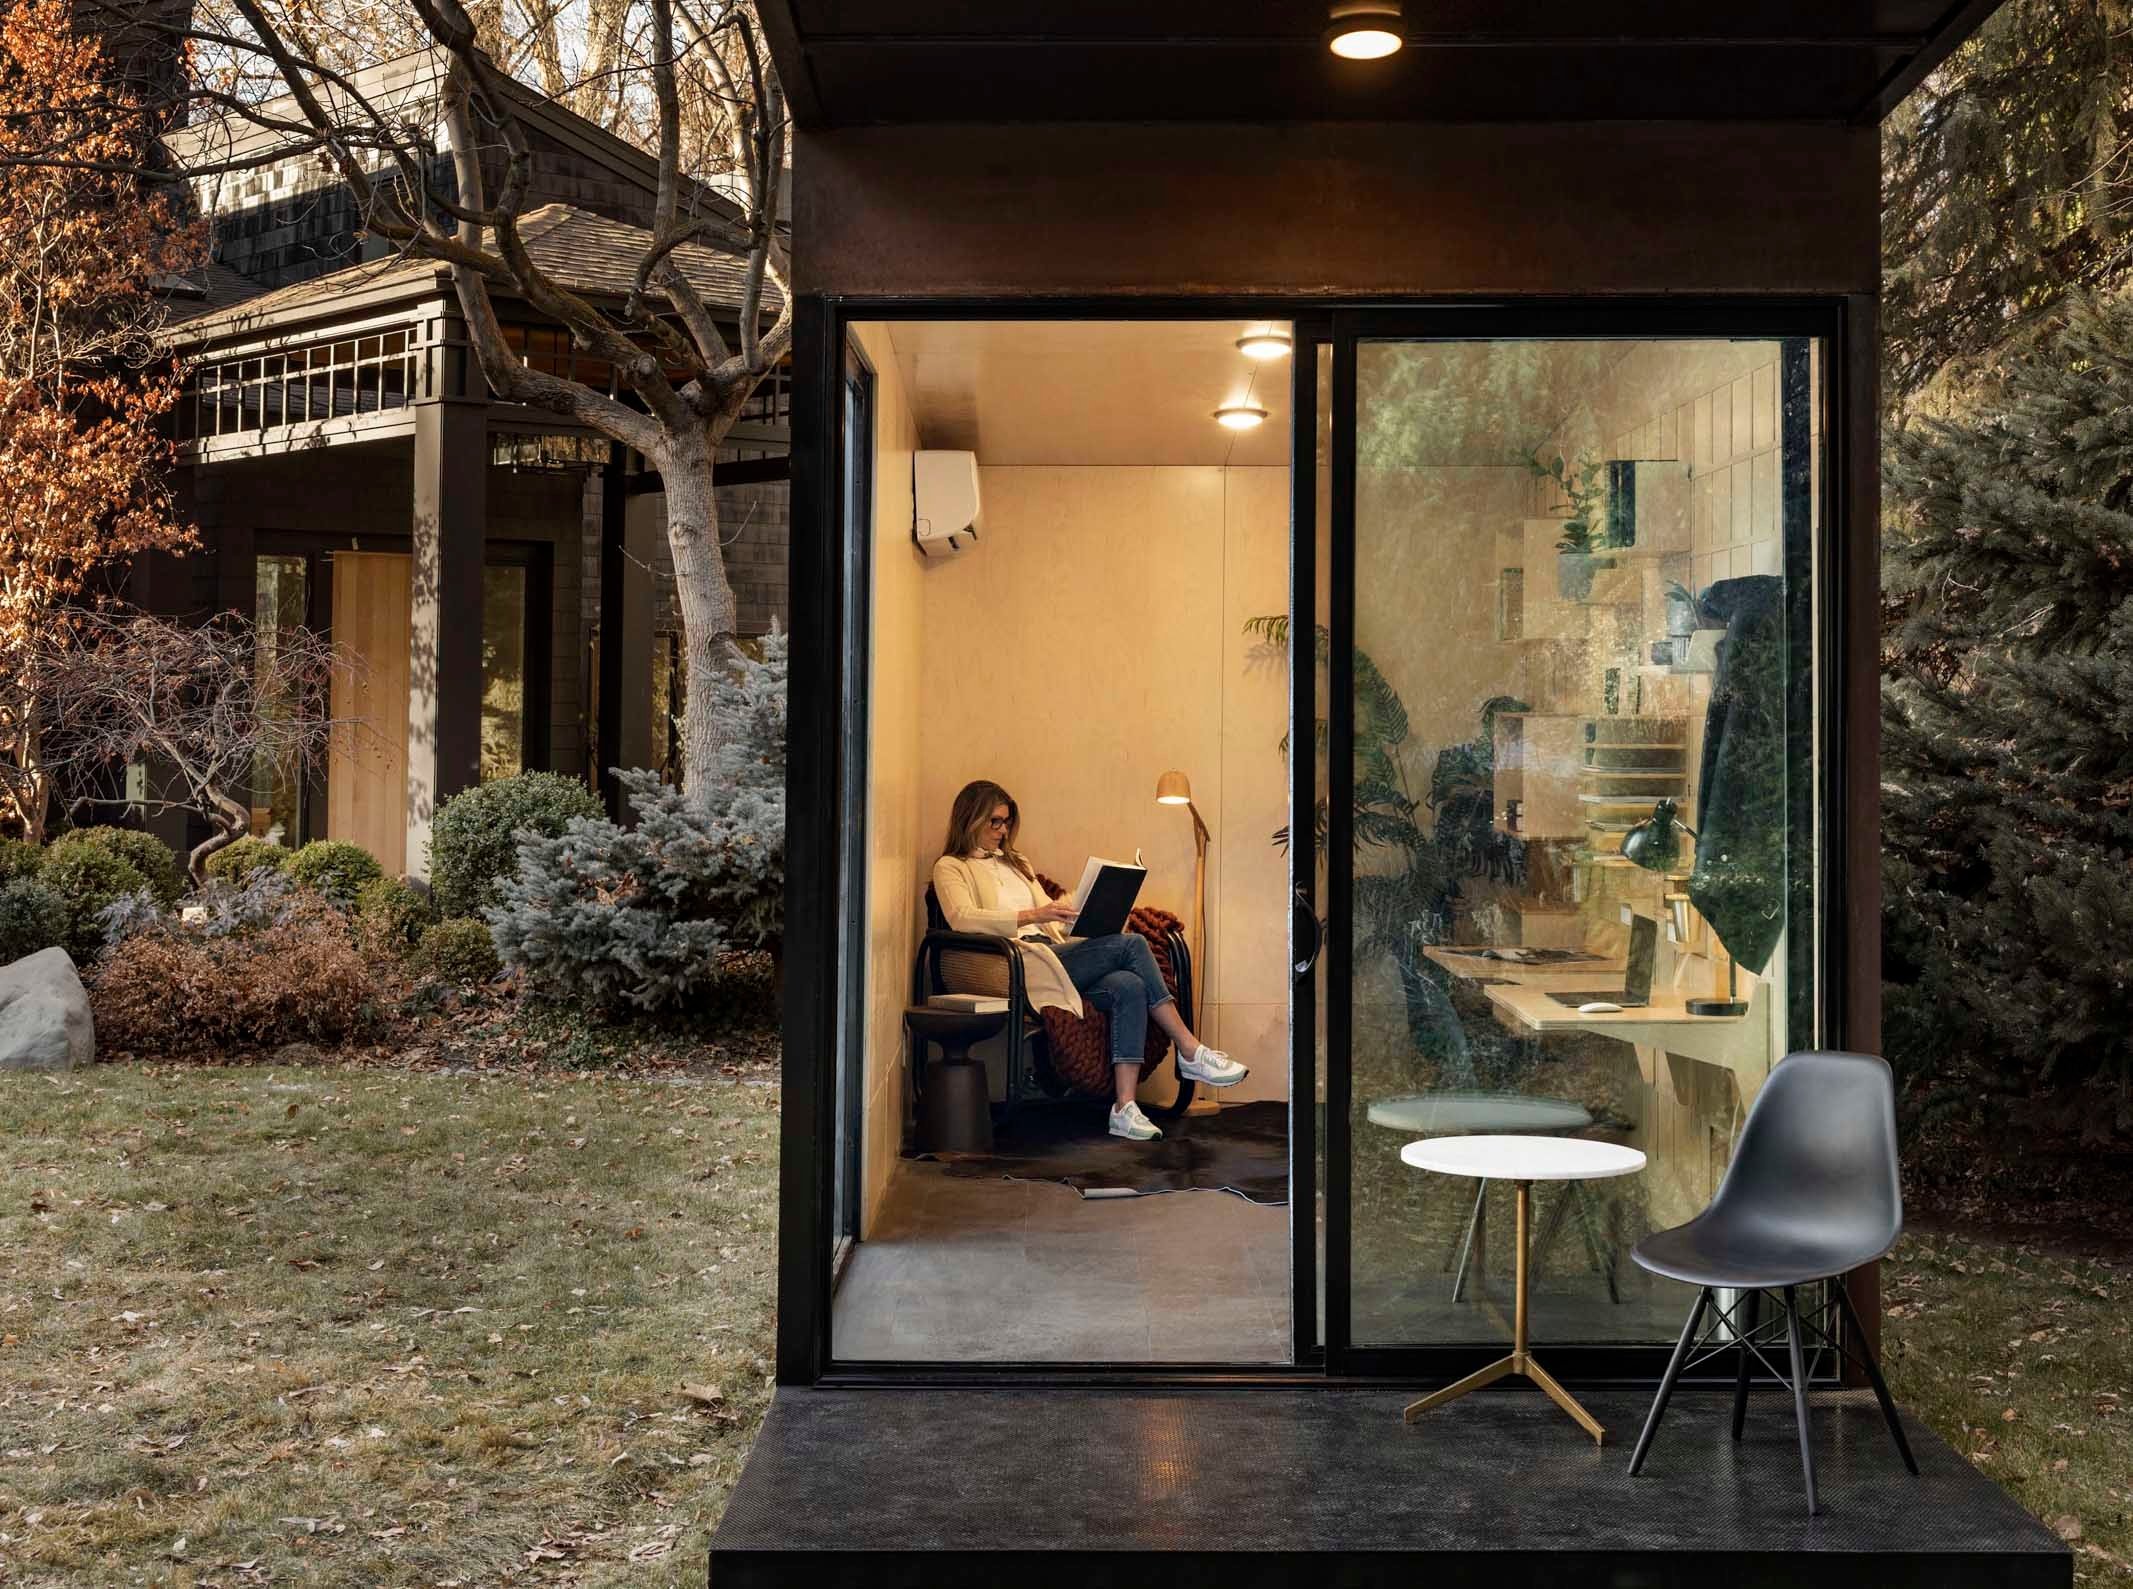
[616,486,662,777]
[406,400,487,879]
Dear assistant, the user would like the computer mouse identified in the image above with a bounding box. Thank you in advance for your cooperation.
[1576,1001,1625,1014]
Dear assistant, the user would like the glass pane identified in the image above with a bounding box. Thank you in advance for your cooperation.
[481,565,528,782]
[252,554,309,845]
[1344,338,1819,1350]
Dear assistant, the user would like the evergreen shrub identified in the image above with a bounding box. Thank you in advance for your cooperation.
[0,877,67,963]
[39,844,149,961]
[204,836,291,884]
[0,837,43,885]
[285,840,383,906]
[429,771,602,920]
[414,917,501,984]
[355,875,435,957]
[49,826,184,908]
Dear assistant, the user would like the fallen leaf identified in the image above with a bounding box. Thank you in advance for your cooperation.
[678,1382,725,1407]
[2053,1516,2083,1541]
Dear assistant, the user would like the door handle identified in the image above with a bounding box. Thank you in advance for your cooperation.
[1292,887,1324,979]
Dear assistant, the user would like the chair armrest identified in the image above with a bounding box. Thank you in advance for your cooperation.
[915,929,1030,1009]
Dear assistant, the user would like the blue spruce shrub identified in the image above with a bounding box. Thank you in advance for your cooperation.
[487,632,786,1012]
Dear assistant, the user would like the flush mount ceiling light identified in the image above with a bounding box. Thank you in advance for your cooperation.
[1325,0,1404,60]
[1214,404,1270,430]
[1236,330,1294,361]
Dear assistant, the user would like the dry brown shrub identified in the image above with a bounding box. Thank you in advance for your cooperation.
[90,893,376,1057]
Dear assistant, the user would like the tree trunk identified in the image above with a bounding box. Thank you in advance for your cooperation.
[187,786,249,885]
[658,432,742,802]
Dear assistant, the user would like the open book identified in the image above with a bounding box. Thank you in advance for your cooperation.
[1066,850,1148,938]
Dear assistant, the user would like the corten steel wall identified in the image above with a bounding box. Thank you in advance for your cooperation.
[780,118,1884,1383]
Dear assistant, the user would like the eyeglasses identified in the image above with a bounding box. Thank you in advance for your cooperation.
[985,815,1011,829]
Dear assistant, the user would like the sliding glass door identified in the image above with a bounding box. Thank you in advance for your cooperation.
[1321,313,1828,1377]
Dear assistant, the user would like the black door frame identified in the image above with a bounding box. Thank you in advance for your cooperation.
[1322,305,1841,1380]
[779,295,1857,1391]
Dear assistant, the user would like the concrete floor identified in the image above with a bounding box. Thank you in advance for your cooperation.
[832,1158,1292,1363]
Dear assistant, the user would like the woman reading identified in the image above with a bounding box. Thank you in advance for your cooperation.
[931,778,1248,1142]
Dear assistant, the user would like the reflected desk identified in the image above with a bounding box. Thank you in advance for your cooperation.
[1479,980,1773,1103]
[1423,945,1623,986]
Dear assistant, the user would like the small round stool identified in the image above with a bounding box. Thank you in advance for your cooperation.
[905,1005,1007,1154]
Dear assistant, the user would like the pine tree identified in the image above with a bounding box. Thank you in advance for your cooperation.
[1882,290,2133,1128]
[1882,0,2133,406]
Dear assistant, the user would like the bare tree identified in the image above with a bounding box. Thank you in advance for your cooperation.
[36,610,351,882]
[45,0,791,799]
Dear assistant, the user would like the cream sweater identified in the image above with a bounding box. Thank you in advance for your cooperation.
[930,852,1083,1017]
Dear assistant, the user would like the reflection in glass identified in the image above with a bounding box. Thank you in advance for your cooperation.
[252,554,309,844]
[481,565,527,782]
[1344,338,1819,1350]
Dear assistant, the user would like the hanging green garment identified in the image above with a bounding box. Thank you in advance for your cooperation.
[1688,576,1789,976]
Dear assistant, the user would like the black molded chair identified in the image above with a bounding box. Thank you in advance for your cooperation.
[1626,1049,1918,1516]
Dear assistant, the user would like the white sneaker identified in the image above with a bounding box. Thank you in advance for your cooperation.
[1178,1046,1249,1087]
[1108,1101,1164,1141]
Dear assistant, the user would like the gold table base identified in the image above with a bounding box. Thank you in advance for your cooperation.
[1402,1179,1607,1445]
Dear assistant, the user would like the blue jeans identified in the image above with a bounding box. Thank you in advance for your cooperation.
[1049,933,1174,1066]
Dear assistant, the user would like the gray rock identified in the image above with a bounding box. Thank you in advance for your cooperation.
[0,947,93,1072]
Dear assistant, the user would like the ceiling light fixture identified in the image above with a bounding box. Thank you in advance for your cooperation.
[1236,331,1294,361]
[1214,404,1270,430]
[1325,1,1404,60]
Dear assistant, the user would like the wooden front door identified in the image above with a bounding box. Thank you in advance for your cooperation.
[328,551,411,876]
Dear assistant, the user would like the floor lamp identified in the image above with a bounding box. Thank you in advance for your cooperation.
[1156,771,1220,1115]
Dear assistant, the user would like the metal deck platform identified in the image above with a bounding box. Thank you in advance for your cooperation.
[710,1385,2068,1588]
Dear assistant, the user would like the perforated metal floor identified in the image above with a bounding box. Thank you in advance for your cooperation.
[710,1387,2067,1588]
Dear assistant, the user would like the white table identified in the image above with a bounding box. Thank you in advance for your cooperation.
[1398,1134,1646,1444]
[1366,1094,1597,1304]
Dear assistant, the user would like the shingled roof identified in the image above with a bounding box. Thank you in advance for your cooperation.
[168,203,778,340]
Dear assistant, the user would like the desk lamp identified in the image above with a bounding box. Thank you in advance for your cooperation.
[1621,797,1748,1017]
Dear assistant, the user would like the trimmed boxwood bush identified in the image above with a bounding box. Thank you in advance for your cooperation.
[429,771,603,920]
[0,877,68,963]
[414,916,501,983]
[285,839,383,906]
[48,826,184,909]
[38,844,149,961]
[0,837,43,886]
[204,835,292,884]
[355,874,435,956]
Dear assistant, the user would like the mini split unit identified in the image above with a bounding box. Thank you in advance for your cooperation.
[913,450,981,558]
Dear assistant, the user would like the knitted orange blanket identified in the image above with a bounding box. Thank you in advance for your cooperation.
[1033,874,1187,1100]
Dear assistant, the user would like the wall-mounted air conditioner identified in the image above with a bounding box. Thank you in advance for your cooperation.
[913,450,981,558]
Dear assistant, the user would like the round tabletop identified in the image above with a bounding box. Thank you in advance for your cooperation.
[1399,1134,1646,1183]
[1367,1092,1592,1136]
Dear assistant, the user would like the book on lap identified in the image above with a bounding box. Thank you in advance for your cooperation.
[1067,850,1148,938]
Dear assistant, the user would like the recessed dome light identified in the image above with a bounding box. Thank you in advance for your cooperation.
[1236,331,1293,361]
[1326,1,1404,60]
[1215,404,1270,430]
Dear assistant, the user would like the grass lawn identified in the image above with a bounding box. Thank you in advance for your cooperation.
[1884,1234,2132,1582]
[6,1061,2126,1586]
[0,1062,777,1587]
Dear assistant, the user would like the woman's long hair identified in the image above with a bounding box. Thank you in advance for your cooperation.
[942,779,1034,877]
